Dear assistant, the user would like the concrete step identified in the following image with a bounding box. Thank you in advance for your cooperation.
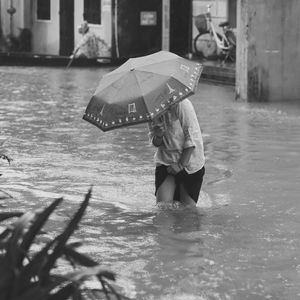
[191,57,236,86]
[202,64,235,85]
[0,52,236,86]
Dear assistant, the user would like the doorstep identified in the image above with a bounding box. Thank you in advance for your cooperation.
[191,56,236,86]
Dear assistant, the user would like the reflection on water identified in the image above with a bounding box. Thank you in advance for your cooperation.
[1,66,300,299]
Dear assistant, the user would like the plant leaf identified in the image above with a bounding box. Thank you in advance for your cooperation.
[87,288,132,300]
[65,265,115,282]
[47,283,76,300]
[71,287,83,300]
[6,212,36,266]
[66,241,83,249]
[62,245,98,267]
[97,278,122,300]
[14,283,45,300]
[17,197,63,267]
[17,238,56,291]
[0,212,23,223]
[0,228,10,240]
[0,258,13,291]
[41,188,92,282]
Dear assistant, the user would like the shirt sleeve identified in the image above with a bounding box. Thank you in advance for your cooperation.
[177,99,199,149]
[78,35,89,48]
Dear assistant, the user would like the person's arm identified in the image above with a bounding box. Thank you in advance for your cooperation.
[96,36,110,49]
[167,100,198,174]
[70,47,80,58]
[71,35,88,58]
[167,147,194,175]
[179,146,194,169]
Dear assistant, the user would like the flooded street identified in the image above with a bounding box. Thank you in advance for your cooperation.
[1,65,300,299]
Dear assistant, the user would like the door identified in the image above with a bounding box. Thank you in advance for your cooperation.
[114,0,162,59]
[228,0,237,28]
[169,0,192,55]
[60,0,74,56]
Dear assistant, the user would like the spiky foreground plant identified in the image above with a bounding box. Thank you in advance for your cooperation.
[0,189,130,300]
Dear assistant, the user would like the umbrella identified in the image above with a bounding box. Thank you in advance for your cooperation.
[83,51,203,132]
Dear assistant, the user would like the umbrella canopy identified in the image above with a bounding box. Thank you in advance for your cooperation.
[83,51,203,132]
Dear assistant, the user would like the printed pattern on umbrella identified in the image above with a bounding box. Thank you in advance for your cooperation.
[83,51,203,132]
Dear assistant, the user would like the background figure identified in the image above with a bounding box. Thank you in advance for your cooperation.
[71,21,110,59]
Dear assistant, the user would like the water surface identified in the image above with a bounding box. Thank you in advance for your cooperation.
[1,66,300,299]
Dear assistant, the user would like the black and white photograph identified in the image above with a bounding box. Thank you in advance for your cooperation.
[0,0,300,299]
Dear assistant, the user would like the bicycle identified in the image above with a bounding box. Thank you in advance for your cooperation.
[193,4,236,63]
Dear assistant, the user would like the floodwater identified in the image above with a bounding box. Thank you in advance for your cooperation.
[1,65,300,300]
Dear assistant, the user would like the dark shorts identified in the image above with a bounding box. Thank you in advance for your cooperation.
[155,165,205,203]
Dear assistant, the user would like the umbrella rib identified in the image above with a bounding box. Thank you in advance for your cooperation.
[132,70,195,118]
[131,69,180,114]
[131,70,150,114]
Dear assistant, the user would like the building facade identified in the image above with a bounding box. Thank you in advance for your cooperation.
[236,0,300,102]
[0,0,112,56]
[0,0,234,58]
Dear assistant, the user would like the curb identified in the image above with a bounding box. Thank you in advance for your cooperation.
[201,64,235,86]
[0,52,236,86]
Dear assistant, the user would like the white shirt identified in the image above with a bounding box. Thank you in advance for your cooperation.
[148,98,205,174]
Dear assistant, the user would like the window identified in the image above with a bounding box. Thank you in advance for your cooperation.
[84,0,101,24]
[37,0,51,20]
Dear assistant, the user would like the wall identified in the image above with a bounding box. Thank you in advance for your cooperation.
[0,1,10,37]
[235,0,248,101]
[0,0,112,56]
[236,0,300,102]
[29,0,112,56]
[0,0,31,36]
[162,0,170,51]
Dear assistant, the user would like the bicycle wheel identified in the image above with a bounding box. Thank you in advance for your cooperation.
[193,32,218,59]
